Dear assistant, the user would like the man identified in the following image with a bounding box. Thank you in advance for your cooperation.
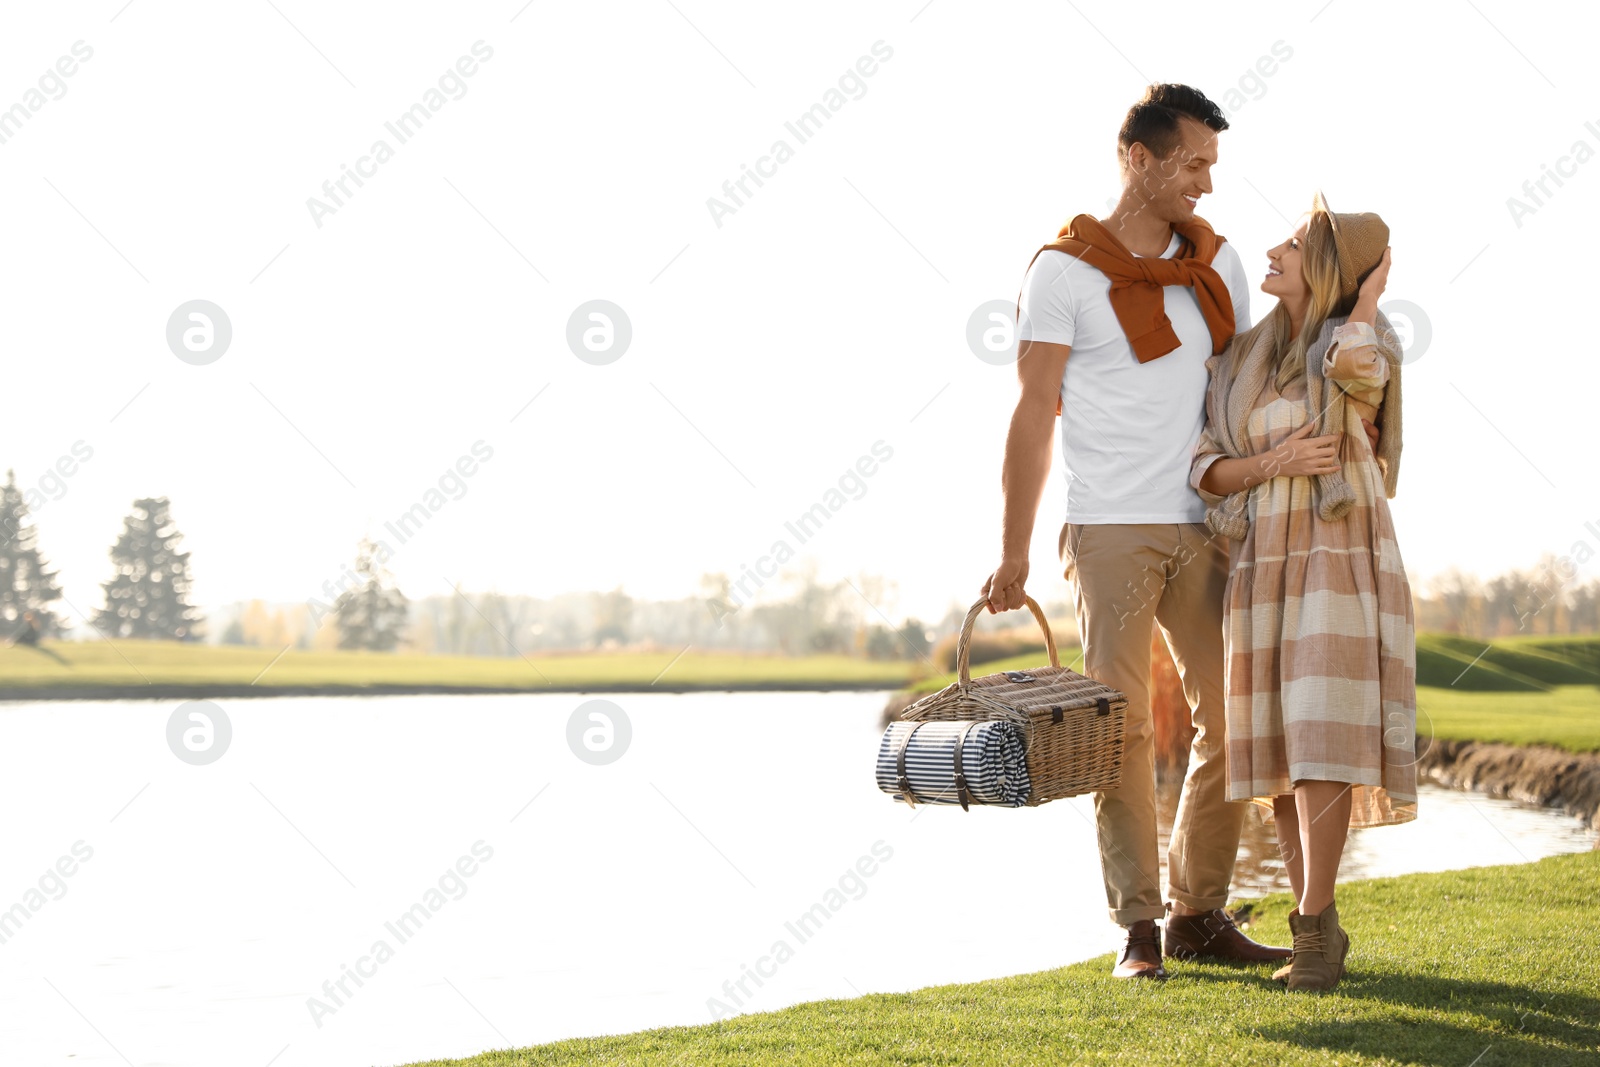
[980,83,1292,979]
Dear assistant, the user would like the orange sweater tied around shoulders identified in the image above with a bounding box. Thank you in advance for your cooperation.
[1015,214,1236,415]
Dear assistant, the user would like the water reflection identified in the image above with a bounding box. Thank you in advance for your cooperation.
[0,692,1592,1067]
[1153,778,1290,898]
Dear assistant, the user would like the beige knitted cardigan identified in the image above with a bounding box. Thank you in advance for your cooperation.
[1201,310,1403,540]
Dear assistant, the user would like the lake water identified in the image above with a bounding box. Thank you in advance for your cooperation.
[0,691,1592,1067]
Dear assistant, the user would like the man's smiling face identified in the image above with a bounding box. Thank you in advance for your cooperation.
[1127,115,1219,226]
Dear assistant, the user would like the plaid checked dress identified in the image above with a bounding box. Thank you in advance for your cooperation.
[1193,321,1418,828]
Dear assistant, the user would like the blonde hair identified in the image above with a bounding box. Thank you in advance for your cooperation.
[1228,191,1344,394]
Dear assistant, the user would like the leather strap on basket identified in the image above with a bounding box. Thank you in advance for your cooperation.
[956,595,1060,685]
[892,720,981,811]
[893,721,928,808]
[952,720,978,812]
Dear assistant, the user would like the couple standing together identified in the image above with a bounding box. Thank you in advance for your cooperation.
[981,83,1417,991]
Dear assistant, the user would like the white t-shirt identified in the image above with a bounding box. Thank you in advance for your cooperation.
[1017,230,1252,524]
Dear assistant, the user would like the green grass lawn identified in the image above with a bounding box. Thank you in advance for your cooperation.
[0,640,926,694]
[1417,685,1600,753]
[399,851,1600,1066]
[1421,634,1600,689]
[1517,635,1600,676]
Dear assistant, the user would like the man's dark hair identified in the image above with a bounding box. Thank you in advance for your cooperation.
[1117,83,1228,165]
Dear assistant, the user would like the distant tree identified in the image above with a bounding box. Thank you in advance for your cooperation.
[0,469,67,640]
[310,605,344,651]
[240,599,292,648]
[864,625,896,660]
[752,562,848,655]
[240,599,270,646]
[94,496,203,640]
[407,610,437,655]
[1570,579,1600,634]
[431,587,515,656]
[1483,570,1531,636]
[699,571,737,635]
[488,592,534,655]
[592,586,632,647]
[807,622,850,655]
[1426,567,1484,637]
[863,622,931,661]
[1528,552,1576,635]
[333,538,409,651]
[550,606,582,651]
[895,618,932,660]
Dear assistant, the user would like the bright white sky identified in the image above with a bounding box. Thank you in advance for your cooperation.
[3,0,1595,632]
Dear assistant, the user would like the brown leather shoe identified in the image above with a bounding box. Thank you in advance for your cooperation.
[1164,907,1293,963]
[1113,919,1169,979]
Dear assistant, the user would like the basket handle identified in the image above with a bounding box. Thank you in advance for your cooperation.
[957,595,1060,685]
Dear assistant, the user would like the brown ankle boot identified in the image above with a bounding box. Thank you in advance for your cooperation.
[1112,919,1168,980]
[1270,909,1299,982]
[1284,902,1349,991]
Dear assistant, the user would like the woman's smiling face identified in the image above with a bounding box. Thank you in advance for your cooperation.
[1261,214,1312,301]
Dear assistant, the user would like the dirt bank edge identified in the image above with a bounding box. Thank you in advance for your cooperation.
[1417,737,1600,828]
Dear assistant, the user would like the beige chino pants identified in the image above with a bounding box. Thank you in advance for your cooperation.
[1059,521,1244,925]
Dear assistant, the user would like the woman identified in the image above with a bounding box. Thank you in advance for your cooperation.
[1190,192,1416,992]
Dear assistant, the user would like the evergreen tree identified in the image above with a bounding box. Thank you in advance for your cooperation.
[94,496,203,640]
[334,538,409,651]
[0,469,66,639]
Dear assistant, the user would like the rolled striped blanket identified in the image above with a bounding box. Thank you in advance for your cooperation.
[875,719,1032,808]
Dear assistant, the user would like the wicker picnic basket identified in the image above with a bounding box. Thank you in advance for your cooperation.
[897,595,1127,805]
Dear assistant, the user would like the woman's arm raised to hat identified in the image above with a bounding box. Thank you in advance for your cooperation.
[1350,246,1392,329]
[1325,247,1394,391]
[1340,246,1391,347]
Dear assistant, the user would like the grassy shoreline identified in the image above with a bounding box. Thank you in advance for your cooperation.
[395,852,1600,1066]
[0,679,910,702]
[6,638,1598,756]
[0,641,925,700]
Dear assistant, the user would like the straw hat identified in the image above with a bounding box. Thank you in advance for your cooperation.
[1313,191,1389,312]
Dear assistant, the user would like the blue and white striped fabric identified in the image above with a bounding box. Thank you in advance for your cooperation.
[875,719,1032,807]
